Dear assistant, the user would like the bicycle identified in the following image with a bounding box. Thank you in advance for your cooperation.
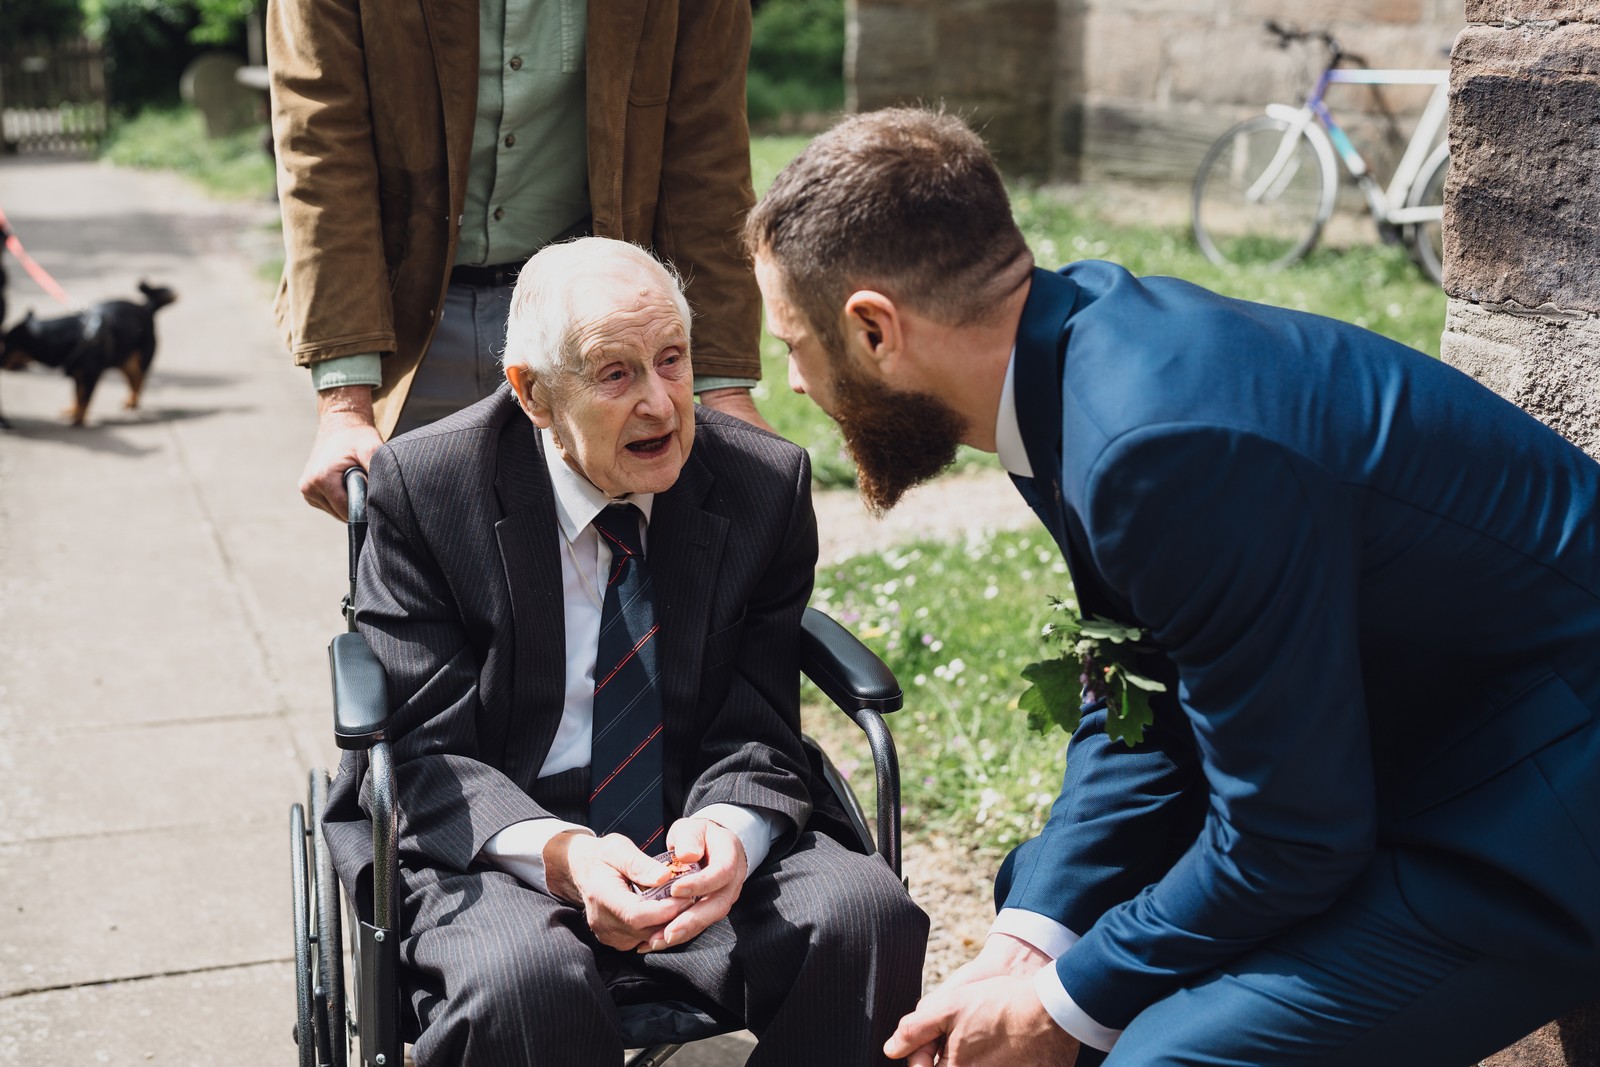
[1191,21,1451,284]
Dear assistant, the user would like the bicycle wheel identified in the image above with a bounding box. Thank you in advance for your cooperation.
[1406,145,1449,287]
[1193,115,1333,270]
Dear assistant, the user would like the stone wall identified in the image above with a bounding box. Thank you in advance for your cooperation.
[851,0,1462,182]
[1442,5,1600,458]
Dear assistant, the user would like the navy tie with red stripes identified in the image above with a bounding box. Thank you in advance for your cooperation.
[588,503,666,850]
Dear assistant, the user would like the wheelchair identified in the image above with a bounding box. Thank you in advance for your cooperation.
[290,469,907,1067]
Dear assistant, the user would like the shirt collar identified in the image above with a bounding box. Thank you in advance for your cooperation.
[540,428,656,543]
[994,346,1033,478]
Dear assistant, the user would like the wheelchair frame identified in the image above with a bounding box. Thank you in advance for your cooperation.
[291,469,906,1067]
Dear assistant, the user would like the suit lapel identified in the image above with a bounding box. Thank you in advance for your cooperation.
[1012,267,1124,622]
[493,416,568,787]
[648,448,728,722]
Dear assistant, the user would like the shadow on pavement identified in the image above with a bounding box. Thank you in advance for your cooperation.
[0,404,249,455]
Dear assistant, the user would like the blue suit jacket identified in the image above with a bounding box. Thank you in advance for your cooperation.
[999,263,1600,1030]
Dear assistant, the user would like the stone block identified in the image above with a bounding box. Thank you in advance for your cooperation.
[1467,0,1600,22]
[1447,23,1600,310]
[1232,0,1424,26]
[1483,1001,1600,1065]
[1083,12,1167,101]
[1079,100,1238,183]
[1086,0,1218,14]
[1441,297,1600,459]
[848,3,938,109]
[1166,22,1306,105]
[932,2,1057,96]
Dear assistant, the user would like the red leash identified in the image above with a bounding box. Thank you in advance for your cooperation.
[0,204,74,307]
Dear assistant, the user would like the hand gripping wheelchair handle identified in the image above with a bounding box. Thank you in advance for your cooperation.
[799,607,905,876]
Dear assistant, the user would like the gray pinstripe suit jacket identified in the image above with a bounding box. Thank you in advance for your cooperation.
[324,389,854,893]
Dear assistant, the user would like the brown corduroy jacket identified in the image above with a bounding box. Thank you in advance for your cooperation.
[267,0,761,438]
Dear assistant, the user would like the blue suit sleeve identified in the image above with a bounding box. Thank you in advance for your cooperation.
[997,695,1206,938]
[1059,425,1377,1029]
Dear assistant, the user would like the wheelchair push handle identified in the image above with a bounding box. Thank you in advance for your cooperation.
[343,467,369,630]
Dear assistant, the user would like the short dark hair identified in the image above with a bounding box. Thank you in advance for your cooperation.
[744,108,1032,349]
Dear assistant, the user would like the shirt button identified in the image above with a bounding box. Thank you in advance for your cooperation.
[503,133,516,148]
[493,207,505,221]
[508,55,523,70]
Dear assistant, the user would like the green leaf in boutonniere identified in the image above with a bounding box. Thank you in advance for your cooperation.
[1019,597,1166,746]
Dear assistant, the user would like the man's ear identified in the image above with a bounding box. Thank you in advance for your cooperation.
[842,290,905,377]
[505,364,554,429]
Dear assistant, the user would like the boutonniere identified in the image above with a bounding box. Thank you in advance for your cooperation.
[1020,597,1166,746]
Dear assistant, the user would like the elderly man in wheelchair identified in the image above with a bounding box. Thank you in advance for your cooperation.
[297,237,927,1067]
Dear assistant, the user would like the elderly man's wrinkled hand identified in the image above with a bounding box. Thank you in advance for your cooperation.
[636,817,747,952]
[885,976,1080,1067]
[549,832,690,950]
[301,385,383,519]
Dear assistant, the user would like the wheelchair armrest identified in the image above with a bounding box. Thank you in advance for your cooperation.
[799,607,903,713]
[329,632,391,750]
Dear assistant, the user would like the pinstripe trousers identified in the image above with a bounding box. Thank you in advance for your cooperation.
[397,831,928,1066]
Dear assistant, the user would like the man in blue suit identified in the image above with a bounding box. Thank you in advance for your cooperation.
[745,108,1600,1066]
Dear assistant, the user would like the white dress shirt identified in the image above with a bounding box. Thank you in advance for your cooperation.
[478,428,779,892]
[990,350,1124,1053]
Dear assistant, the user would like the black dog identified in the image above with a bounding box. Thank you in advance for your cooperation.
[2,282,178,425]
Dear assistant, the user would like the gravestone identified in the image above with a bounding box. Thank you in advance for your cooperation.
[180,52,257,138]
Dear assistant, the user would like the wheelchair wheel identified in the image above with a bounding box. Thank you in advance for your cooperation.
[309,770,348,1067]
[289,803,315,1067]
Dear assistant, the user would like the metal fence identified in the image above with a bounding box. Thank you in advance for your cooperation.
[1,37,109,155]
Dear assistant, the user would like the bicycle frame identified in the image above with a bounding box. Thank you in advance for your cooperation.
[1298,66,1448,228]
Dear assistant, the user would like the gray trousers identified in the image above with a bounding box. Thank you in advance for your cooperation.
[393,281,515,436]
[398,831,928,1066]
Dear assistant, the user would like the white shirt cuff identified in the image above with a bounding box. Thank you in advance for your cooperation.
[991,908,1081,959]
[480,818,594,893]
[1034,965,1123,1053]
[693,803,778,876]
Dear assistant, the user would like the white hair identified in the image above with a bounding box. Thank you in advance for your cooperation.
[501,237,692,379]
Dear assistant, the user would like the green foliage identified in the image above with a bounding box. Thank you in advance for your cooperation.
[1,0,84,43]
[101,107,274,199]
[1021,603,1164,746]
[747,0,845,123]
[86,0,248,110]
[809,531,1073,852]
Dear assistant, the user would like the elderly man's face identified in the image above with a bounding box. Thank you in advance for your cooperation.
[520,267,695,497]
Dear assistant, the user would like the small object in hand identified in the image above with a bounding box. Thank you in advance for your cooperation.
[636,850,704,901]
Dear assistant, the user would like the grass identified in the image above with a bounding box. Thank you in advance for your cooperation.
[100,107,276,200]
[803,528,1069,854]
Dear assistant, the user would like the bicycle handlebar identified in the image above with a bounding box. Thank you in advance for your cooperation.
[1264,19,1343,57]
[1262,19,1373,68]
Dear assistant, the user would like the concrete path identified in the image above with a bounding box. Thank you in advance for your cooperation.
[0,156,752,1065]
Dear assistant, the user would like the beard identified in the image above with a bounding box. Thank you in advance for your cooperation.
[829,356,968,516]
